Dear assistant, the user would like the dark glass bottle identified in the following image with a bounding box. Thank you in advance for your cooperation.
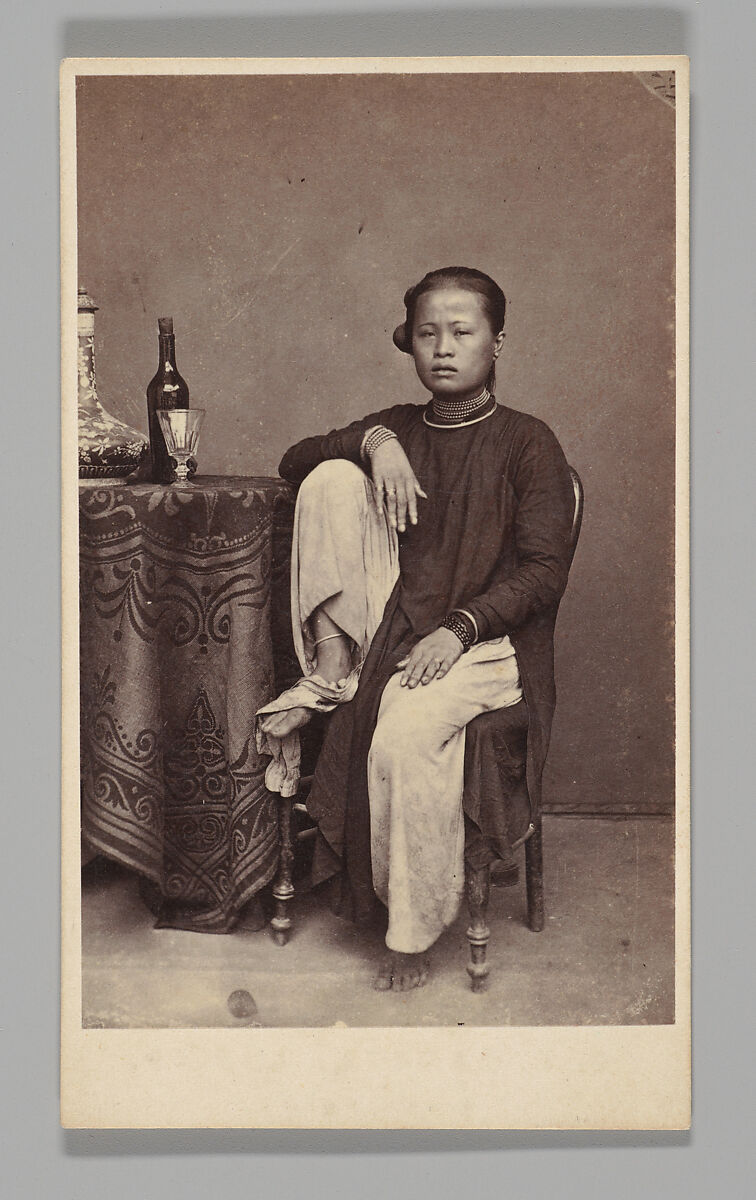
[146,316,190,483]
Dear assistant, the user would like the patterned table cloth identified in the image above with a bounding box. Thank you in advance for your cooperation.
[79,476,297,932]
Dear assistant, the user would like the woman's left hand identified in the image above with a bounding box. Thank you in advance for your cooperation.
[397,627,464,688]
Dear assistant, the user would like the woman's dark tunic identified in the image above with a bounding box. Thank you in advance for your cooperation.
[278,402,575,921]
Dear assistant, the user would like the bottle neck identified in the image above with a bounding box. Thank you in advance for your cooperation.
[158,333,178,371]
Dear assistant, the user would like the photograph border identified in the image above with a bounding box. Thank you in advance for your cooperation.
[61,53,690,1130]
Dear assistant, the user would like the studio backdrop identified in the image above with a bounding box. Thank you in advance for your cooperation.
[76,69,677,817]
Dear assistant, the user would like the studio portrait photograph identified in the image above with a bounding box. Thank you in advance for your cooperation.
[60,56,689,1129]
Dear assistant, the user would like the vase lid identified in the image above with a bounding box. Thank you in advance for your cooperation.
[78,286,99,313]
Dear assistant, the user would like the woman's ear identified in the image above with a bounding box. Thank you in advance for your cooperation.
[493,328,505,359]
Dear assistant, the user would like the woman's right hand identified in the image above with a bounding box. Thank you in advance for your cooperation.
[370,439,428,532]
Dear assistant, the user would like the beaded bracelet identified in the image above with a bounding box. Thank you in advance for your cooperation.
[363,425,398,459]
[441,611,476,651]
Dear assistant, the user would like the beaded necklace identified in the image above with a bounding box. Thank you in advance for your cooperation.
[424,386,495,429]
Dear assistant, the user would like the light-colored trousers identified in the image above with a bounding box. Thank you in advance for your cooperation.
[293,460,523,954]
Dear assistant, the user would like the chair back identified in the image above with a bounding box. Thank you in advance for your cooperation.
[567,466,584,567]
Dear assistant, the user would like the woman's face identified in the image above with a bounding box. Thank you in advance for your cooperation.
[411,287,504,402]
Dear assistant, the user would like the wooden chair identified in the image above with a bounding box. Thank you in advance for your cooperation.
[271,467,584,992]
[465,465,584,990]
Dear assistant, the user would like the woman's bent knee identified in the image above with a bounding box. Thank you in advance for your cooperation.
[297,458,368,503]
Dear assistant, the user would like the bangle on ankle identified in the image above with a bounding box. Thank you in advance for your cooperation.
[313,632,347,647]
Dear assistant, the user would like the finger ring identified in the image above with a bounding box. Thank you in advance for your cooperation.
[387,487,397,495]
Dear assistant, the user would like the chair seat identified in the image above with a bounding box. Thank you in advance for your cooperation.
[463,699,532,872]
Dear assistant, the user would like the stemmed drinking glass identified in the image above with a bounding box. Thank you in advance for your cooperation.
[157,409,206,483]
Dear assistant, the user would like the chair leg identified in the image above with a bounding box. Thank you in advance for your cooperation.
[525,814,545,932]
[271,796,295,946]
[465,863,491,992]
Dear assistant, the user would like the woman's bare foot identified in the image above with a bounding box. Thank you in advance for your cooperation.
[260,626,353,741]
[373,951,429,992]
[259,707,311,739]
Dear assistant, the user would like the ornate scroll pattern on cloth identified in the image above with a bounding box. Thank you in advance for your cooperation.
[79,477,296,932]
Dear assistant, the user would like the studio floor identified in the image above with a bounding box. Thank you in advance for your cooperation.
[81,815,675,1029]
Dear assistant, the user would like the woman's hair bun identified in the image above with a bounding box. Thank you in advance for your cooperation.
[392,322,412,354]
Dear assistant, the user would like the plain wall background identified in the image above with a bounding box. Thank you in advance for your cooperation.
[76,69,676,815]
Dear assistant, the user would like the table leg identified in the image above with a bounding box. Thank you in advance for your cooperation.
[271,796,295,946]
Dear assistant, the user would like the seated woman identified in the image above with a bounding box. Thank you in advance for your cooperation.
[258,266,575,992]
